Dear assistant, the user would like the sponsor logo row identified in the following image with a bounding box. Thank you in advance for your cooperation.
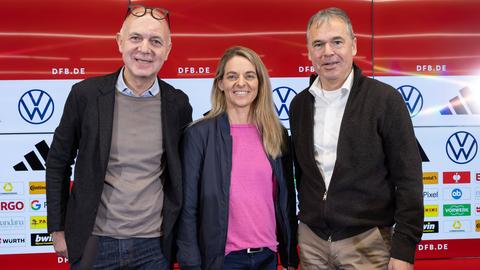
[0,233,53,248]
[423,171,480,184]
[424,204,480,217]
[0,199,47,212]
[0,216,47,230]
[424,187,480,201]
[0,181,46,195]
[423,220,480,233]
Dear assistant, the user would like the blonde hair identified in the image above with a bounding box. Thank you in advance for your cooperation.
[203,46,285,158]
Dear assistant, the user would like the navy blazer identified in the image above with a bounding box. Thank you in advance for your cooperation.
[177,113,298,270]
[46,68,192,264]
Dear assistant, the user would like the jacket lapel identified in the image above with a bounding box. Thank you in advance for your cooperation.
[159,80,179,160]
[97,70,119,171]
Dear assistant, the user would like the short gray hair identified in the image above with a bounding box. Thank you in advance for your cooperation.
[306,7,355,41]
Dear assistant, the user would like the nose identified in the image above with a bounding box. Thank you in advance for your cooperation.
[236,75,246,87]
[138,40,150,53]
[324,42,334,55]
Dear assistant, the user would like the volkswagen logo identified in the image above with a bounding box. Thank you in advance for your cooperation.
[272,86,297,121]
[18,89,54,124]
[396,85,423,117]
[446,131,478,164]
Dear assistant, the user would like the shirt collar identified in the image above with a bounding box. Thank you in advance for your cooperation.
[116,67,160,97]
[309,68,354,99]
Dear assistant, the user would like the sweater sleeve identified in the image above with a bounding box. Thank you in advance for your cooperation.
[381,89,424,264]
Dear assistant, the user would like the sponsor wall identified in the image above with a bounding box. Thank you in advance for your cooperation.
[1,0,480,268]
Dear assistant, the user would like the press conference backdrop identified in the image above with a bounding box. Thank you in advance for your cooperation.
[1,0,480,268]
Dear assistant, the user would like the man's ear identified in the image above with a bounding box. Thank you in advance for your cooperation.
[116,32,123,53]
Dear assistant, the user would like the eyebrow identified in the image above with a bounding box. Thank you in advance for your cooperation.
[225,70,256,74]
[129,32,164,40]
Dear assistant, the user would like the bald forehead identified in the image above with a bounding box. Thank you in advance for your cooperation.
[120,13,170,36]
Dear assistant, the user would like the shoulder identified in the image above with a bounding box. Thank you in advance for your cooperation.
[186,117,216,134]
[159,79,190,103]
[67,72,118,103]
[290,86,313,109]
[357,75,398,98]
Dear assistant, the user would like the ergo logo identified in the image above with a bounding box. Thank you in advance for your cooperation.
[0,201,24,211]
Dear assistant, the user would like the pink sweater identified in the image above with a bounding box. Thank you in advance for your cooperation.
[225,124,278,254]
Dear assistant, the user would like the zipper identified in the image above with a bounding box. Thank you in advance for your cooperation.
[328,235,332,242]
[323,190,327,201]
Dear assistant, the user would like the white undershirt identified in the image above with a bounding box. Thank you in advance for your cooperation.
[308,69,353,189]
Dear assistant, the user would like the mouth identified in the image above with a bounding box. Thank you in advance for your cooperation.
[322,61,340,68]
[233,90,250,96]
[134,57,153,64]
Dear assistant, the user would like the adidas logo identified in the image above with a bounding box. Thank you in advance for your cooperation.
[440,87,480,115]
[13,140,49,171]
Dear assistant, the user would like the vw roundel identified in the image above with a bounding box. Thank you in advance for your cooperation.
[272,86,297,121]
[18,89,55,124]
[445,131,478,164]
[396,85,423,118]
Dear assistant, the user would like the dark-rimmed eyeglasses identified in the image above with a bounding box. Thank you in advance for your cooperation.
[126,4,170,29]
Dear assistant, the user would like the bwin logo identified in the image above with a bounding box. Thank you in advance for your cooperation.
[18,89,54,124]
[272,87,297,121]
[446,131,478,164]
[396,85,423,117]
[451,188,463,200]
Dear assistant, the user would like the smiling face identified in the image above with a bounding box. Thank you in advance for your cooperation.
[307,16,357,90]
[117,14,171,87]
[218,56,259,114]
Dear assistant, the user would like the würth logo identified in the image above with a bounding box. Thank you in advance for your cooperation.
[18,89,55,124]
[13,140,50,171]
[440,87,480,115]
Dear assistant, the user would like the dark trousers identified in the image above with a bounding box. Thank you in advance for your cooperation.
[70,236,169,270]
[223,248,277,270]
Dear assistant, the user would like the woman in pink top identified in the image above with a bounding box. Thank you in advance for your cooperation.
[177,46,299,270]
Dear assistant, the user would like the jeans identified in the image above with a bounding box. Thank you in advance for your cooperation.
[70,236,169,270]
[223,248,277,270]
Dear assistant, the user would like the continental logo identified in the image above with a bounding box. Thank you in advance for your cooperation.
[423,221,439,233]
[30,216,47,229]
[29,182,46,195]
[424,205,439,217]
[423,172,439,184]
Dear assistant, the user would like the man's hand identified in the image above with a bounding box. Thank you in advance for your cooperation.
[388,258,413,270]
[52,231,68,258]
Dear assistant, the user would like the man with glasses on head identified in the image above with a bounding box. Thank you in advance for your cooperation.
[289,7,423,270]
[46,4,192,270]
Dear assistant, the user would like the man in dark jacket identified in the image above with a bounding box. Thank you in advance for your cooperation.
[46,4,192,269]
[289,7,423,270]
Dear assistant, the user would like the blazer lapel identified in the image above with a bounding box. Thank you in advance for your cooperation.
[160,80,179,158]
[97,71,119,171]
